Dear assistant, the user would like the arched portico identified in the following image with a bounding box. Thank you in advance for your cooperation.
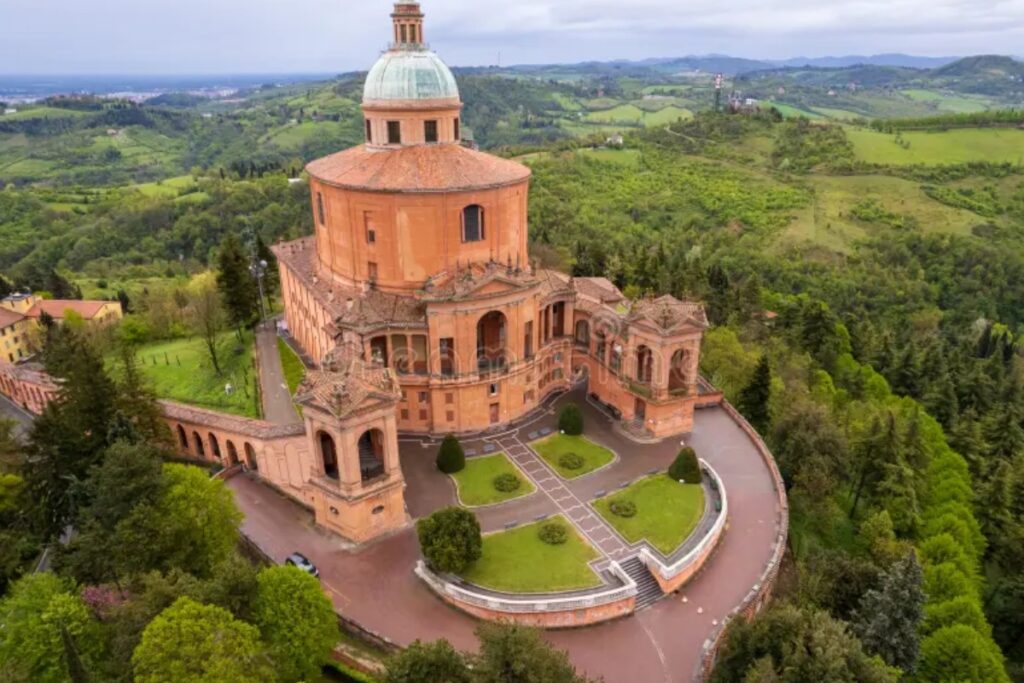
[192,431,206,457]
[319,431,339,479]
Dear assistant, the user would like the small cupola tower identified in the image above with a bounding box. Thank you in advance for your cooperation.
[392,3,425,48]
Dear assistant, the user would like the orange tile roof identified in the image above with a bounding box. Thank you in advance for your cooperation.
[306,143,531,193]
[0,308,26,328]
[26,300,111,320]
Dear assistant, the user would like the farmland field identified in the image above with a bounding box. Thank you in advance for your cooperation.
[846,127,1024,165]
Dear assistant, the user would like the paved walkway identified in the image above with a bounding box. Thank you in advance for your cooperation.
[231,387,784,682]
[255,324,301,425]
[497,433,630,562]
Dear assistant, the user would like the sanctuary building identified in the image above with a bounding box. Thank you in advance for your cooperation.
[183,2,715,543]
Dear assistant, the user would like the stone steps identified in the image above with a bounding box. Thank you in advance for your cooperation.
[620,556,664,610]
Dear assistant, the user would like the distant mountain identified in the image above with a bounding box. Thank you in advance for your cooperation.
[770,54,959,69]
[932,55,1024,77]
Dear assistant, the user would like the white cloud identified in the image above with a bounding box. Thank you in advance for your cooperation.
[1,0,1022,73]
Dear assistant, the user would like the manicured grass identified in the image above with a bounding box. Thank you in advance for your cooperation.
[133,175,197,198]
[276,337,305,395]
[846,126,1024,165]
[450,453,535,507]
[594,475,705,555]
[763,101,822,119]
[531,434,615,479]
[583,104,691,127]
[130,331,260,417]
[460,516,601,593]
[901,89,990,114]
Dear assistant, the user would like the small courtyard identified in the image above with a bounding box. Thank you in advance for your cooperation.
[531,433,615,478]
[449,453,535,507]
[594,475,705,555]
[459,516,602,593]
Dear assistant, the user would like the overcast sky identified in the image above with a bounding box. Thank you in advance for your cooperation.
[2,0,1023,74]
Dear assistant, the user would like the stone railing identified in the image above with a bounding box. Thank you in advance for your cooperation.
[415,559,638,627]
[695,401,789,681]
[638,459,728,592]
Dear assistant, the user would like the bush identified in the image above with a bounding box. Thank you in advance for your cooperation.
[416,507,482,573]
[668,447,702,484]
[538,522,568,545]
[436,434,465,474]
[558,403,583,435]
[492,473,522,493]
[609,500,637,518]
[558,452,584,470]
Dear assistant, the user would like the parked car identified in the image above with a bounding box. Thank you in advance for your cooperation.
[285,552,319,578]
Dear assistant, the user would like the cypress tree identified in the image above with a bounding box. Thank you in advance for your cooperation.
[215,232,258,330]
[737,354,772,434]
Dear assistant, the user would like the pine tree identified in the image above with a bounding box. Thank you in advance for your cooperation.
[738,354,772,434]
[853,551,925,672]
[215,232,258,330]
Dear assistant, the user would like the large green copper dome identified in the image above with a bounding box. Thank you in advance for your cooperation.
[363,49,459,104]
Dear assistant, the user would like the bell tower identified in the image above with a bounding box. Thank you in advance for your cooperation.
[392,2,425,47]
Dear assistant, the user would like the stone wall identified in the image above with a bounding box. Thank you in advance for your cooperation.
[431,591,636,628]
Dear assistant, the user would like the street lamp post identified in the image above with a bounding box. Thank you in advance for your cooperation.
[251,258,269,328]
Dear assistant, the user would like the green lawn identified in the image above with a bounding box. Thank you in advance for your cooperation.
[450,453,535,507]
[846,127,1024,165]
[578,148,641,166]
[460,517,601,592]
[131,331,260,417]
[276,337,305,394]
[531,434,615,479]
[594,475,705,555]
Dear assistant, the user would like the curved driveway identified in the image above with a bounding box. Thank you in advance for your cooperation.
[228,388,783,682]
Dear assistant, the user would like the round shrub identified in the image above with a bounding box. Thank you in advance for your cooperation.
[609,500,637,518]
[492,473,522,493]
[416,506,482,573]
[558,452,584,470]
[558,403,584,436]
[668,446,701,484]
[538,522,568,545]
[436,434,465,474]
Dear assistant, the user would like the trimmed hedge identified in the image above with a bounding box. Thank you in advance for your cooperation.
[492,473,522,493]
[436,434,465,474]
[668,447,702,484]
[558,403,583,435]
[538,522,568,545]
[558,452,584,470]
[610,500,637,518]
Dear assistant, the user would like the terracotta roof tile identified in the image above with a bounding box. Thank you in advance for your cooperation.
[306,143,530,193]
[295,343,401,419]
[0,308,25,328]
[26,300,111,320]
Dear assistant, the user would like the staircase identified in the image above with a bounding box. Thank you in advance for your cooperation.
[620,418,653,441]
[620,556,664,610]
[358,436,384,480]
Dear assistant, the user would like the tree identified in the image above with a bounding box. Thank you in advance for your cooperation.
[473,623,599,683]
[0,418,19,473]
[668,446,702,484]
[23,332,118,538]
[56,441,165,583]
[737,354,771,434]
[384,640,472,683]
[417,507,482,574]
[558,403,584,435]
[131,597,273,683]
[436,434,466,474]
[710,604,898,683]
[216,232,258,330]
[255,234,279,306]
[187,273,227,375]
[252,566,338,682]
[0,573,104,682]
[852,551,925,672]
[916,625,1010,683]
[128,463,242,577]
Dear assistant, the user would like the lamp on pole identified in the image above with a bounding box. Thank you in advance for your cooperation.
[250,258,269,328]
